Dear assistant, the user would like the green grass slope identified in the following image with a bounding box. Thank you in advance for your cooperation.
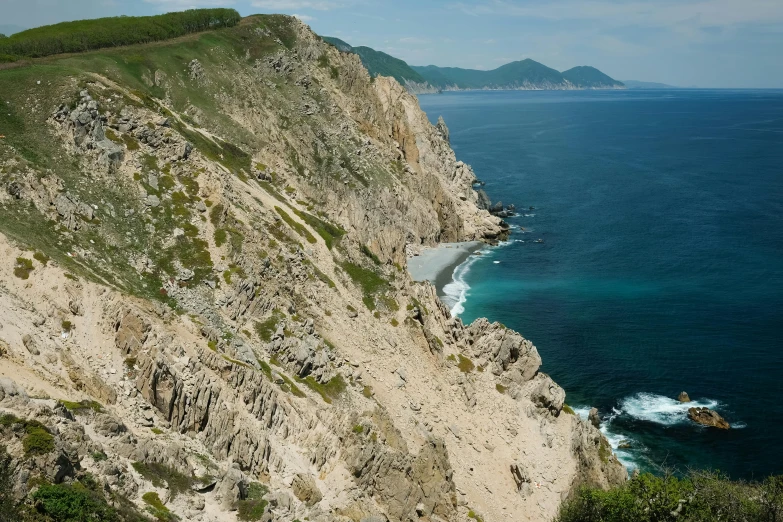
[0,9,240,61]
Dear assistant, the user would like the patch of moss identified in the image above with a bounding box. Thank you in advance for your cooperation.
[457,354,475,373]
[496,383,507,394]
[562,403,575,415]
[142,491,176,521]
[352,424,364,434]
[33,251,50,265]
[292,209,344,249]
[390,318,399,327]
[296,374,346,404]
[362,386,373,398]
[275,206,316,244]
[254,309,284,342]
[59,399,103,414]
[14,257,34,279]
[61,320,73,332]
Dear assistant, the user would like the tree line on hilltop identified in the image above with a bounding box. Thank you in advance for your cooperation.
[0,8,241,62]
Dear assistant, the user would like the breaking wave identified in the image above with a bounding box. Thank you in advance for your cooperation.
[620,393,719,426]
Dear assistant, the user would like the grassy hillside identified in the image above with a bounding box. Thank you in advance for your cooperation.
[0,9,240,61]
[562,66,624,88]
[323,36,425,86]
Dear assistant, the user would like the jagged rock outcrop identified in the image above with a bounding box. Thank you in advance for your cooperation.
[0,14,625,522]
[688,407,730,429]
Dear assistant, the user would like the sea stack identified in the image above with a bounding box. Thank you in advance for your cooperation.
[588,407,601,429]
[678,391,691,403]
[688,407,731,430]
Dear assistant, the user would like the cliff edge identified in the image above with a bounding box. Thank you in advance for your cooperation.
[0,14,625,522]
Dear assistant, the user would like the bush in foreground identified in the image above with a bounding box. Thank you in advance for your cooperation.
[557,470,783,522]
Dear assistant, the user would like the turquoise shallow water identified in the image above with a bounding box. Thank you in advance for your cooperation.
[418,89,783,479]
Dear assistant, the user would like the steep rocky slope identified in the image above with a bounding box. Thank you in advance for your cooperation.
[0,15,624,522]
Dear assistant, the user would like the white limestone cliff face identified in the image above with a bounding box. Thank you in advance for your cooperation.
[0,15,624,522]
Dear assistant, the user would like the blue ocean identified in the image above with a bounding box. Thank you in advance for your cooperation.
[419,90,783,479]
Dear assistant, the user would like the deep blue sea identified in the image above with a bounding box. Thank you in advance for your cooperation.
[419,89,783,480]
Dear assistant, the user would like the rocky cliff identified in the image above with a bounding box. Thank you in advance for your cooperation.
[0,14,624,522]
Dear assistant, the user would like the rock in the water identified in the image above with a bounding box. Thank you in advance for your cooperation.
[688,407,730,429]
[588,407,601,429]
[678,391,691,403]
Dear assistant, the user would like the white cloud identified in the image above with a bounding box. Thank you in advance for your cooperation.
[251,0,344,10]
[292,13,315,21]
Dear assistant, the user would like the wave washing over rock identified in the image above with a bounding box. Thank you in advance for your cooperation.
[0,13,626,522]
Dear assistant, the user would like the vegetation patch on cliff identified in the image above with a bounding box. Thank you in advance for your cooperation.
[558,471,783,522]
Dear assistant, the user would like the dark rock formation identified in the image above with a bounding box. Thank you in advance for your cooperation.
[678,391,691,403]
[688,407,730,429]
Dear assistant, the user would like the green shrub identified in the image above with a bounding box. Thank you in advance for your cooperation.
[33,251,49,265]
[352,424,364,434]
[557,471,783,522]
[14,257,34,279]
[0,9,241,60]
[390,318,399,327]
[562,404,575,415]
[495,383,507,394]
[150,428,164,435]
[131,462,192,499]
[23,423,55,456]
[237,482,269,521]
[92,451,108,462]
[32,483,122,522]
[61,320,73,332]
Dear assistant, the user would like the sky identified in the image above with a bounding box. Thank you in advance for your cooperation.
[2,0,783,88]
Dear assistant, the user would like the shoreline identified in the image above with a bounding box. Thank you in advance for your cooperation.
[407,242,483,299]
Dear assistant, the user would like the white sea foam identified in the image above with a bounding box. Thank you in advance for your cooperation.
[573,405,639,470]
[444,253,482,317]
[493,260,501,264]
[620,393,719,426]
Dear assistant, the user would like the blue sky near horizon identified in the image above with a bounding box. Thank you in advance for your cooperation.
[2,0,783,88]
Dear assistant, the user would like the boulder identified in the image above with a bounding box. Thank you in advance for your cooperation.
[688,407,730,430]
[526,374,565,415]
[291,473,322,506]
[588,407,601,429]
[678,391,691,403]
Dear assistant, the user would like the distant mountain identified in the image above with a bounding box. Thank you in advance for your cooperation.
[0,24,26,37]
[323,37,623,93]
[414,60,624,91]
[562,66,625,88]
[623,80,681,89]
[323,36,429,90]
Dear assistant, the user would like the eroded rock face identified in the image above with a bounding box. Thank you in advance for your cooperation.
[0,15,626,522]
[688,407,730,429]
[678,391,691,403]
